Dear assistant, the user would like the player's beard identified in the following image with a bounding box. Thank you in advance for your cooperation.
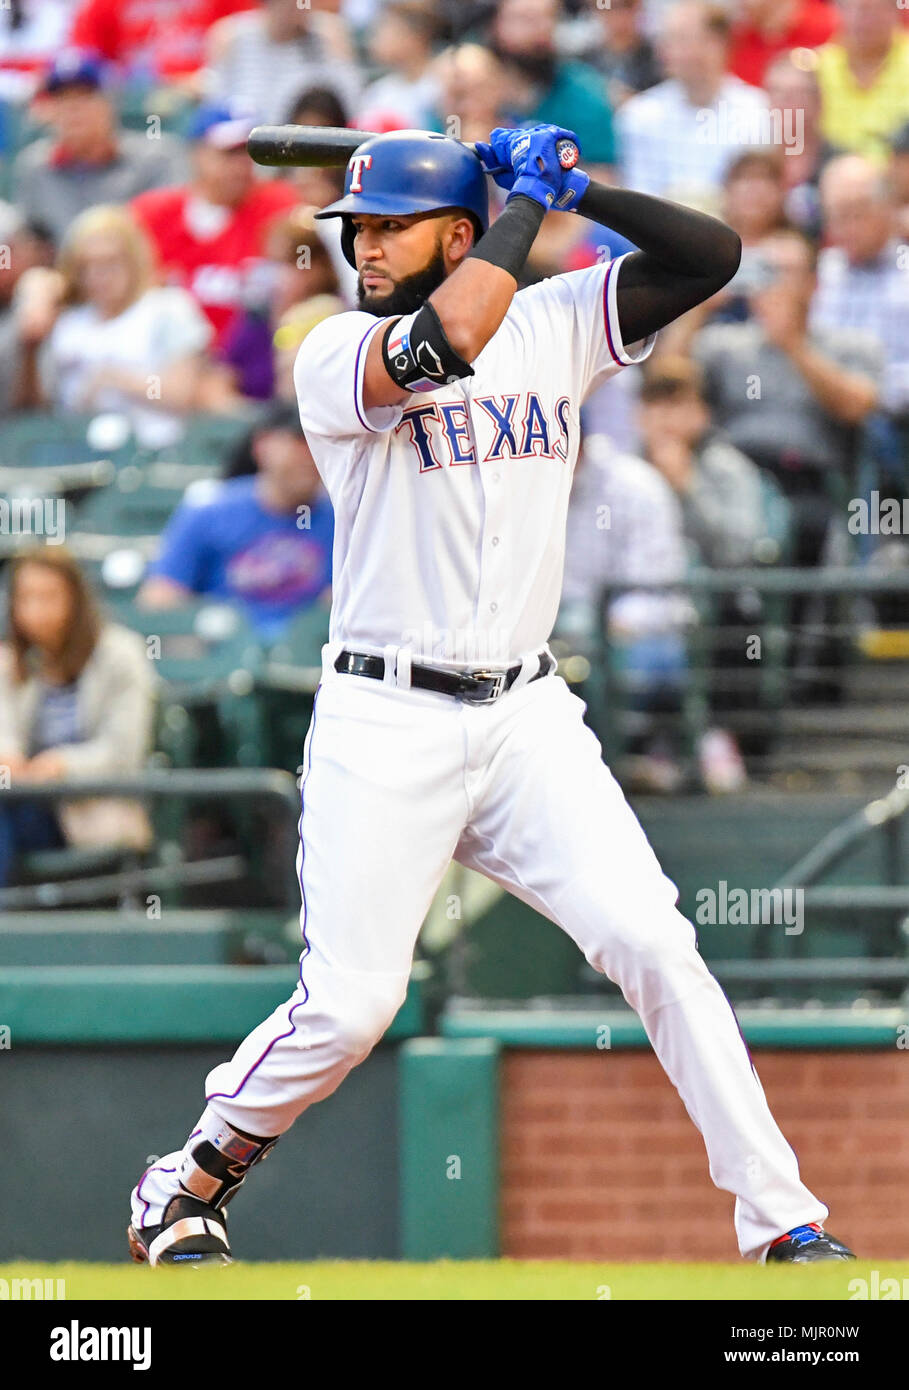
[356,243,448,318]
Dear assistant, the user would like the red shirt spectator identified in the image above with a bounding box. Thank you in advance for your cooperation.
[730,0,838,89]
[69,0,254,79]
[132,105,298,345]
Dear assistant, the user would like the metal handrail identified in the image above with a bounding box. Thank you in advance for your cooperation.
[776,782,909,890]
[0,768,302,911]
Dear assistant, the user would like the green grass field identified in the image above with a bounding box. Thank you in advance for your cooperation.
[2,1260,907,1301]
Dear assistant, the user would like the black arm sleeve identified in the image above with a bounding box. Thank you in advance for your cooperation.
[575,182,742,345]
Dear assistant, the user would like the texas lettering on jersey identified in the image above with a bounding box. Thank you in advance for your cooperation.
[396,393,572,471]
[293,255,655,657]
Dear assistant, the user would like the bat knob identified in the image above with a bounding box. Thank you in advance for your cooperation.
[556,139,579,171]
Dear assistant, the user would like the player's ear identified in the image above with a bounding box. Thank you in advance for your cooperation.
[443,214,476,268]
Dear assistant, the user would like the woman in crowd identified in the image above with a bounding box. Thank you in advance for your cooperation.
[218,206,343,402]
[0,546,155,888]
[17,203,215,447]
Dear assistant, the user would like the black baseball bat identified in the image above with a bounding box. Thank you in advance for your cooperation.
[246,125,579,177]
[248,125,381,167]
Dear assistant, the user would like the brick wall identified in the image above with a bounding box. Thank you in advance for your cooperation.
[500,1050,909,1260]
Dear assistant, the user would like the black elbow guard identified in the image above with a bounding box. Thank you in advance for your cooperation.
[381,301,474,393]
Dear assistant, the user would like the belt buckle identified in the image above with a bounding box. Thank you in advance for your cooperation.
[461,668,505,704]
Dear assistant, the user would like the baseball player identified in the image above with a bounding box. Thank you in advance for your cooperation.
[128,125,854,1268]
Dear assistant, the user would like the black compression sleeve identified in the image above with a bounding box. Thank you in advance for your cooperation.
[576,182,742,344]
[467,194,545,280]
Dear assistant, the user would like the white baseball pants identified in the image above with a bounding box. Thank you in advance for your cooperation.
[136,652,827,1258]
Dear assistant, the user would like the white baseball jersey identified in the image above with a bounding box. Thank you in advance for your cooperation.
[293,253,655,666]
[134,254,828,1263]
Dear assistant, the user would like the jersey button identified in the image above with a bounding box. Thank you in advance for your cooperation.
[489,602,498,613]
[491,536,500,546]
[492,473,501,483]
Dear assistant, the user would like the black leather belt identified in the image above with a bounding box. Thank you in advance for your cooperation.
[334,649,556,703]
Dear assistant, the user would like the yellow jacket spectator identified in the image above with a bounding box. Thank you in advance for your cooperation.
[816,0,909,162]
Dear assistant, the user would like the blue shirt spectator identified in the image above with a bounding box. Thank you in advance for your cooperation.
[141,405,334,644]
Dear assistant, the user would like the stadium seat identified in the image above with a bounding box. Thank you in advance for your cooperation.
[0,412,133,469]
[175,412,259,474]
[254,604,331,769]
[116,600,266,768]
[266,603,331,668]
[71,463,207,536]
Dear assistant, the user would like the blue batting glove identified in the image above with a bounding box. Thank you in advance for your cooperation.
[474,138,517,193]
[552,166,591,212]
[504,125,582,212]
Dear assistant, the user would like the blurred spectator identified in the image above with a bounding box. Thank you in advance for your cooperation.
[694,228,881,566]
[218,208,343,401]
[581,368,645,460]
[12,50,186,247]
[637,360,774,790]
[131,104,299,349]
[0,546,154,888]
[139,402,333,644]
[271,293,346,404]
[0,200,52,412]
[429,43,512,147]
[357,1,445,131]
[562,431,687,624]
[729,0,838,90]
[714,150,789,322]
[276,89,358,302]
[617,1,770,203]
[0,0,71,102]
[588,0,663,109]
[812,154,909,417]
[206,0,361,126]
[18,205,215,449]
[489,0,616,168]
[68,0,253,83]
[816,0,909,162]
[638,358,769,569]
[764,49,841,239]
[560,431,690,792]
[285,85,349,130]
[888,120,909,240]
[723,149,789,249]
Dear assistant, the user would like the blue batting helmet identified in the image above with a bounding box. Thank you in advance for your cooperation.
[314,129,489,267]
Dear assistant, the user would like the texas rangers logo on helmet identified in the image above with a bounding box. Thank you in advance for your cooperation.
[348,154,373,192]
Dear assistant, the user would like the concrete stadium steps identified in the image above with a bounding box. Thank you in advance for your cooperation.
[844,662,909,702]
[756,660,909,790]
[779,706,909,736]
[0,910,300,968]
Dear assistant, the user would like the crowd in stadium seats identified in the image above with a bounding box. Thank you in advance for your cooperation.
[1,0,908,844]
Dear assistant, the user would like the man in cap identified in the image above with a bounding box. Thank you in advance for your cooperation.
[13,48,185,246]
[131,103,299,347]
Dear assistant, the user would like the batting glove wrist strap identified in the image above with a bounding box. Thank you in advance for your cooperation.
[468,194,545,279]
[553,167,591,212]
